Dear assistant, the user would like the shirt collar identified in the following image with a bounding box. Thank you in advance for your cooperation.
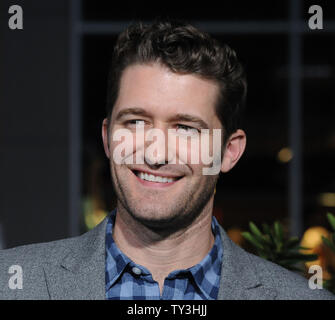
[105,209,223,298]
[187,217,223,299]
[105,210,131,290]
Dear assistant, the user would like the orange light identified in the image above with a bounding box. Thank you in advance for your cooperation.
[301,226,330,274]
[277,147,293,163]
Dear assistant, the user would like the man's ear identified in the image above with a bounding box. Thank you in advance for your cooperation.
[102,118,111,159]
[221,129,246,173]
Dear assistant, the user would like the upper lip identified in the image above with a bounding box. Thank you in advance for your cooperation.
[129,167,184,179]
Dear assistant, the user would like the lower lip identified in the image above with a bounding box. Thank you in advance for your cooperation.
[134,173,180,188]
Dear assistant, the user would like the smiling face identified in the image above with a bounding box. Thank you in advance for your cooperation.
[102,63,244,232]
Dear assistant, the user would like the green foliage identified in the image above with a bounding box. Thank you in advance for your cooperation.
[242,213,335,293]
[322,213,335,294]
[322,213,335,253]
[242,221,318,272]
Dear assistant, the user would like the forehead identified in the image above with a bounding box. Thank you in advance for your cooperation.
[112,63,220,125]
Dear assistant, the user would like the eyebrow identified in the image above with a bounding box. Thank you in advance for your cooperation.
[168,113,209,129]
[115,107,152,121]
[115,108,209,129]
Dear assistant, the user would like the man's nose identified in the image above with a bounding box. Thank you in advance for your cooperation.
[144,126,172,166]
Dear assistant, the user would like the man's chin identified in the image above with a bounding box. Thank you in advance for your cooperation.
[128,208,189,232]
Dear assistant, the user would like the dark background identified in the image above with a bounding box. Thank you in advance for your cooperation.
[0,0,334,249]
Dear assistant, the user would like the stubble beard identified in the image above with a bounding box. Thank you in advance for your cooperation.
[110,164,218,236]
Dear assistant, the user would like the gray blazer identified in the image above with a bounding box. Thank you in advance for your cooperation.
[0,217,334,300]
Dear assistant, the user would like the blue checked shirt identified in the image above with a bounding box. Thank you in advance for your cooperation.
[105,210,223,300]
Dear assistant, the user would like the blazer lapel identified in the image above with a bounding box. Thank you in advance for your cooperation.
[43,218,108,300]
[217,226,277,300]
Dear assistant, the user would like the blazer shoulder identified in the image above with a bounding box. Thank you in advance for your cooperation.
[0,235,78,266]
[0,217,108,300]
[0,236,78,299]
[0,215,108,269]
[245,250,335,300]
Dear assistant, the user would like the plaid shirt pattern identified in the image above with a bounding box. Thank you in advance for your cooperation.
[105,210,223,300]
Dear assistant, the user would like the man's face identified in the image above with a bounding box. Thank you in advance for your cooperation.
[102,63,230,231]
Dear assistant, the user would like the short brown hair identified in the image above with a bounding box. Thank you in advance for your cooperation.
[106,20,247,140]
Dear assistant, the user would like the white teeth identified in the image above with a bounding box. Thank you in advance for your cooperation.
[137,171,176,183]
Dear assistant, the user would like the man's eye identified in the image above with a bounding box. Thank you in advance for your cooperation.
[176,124,199,134]
[127,119,145,127]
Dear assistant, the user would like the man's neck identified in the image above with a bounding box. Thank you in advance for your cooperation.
[112,201,215,292]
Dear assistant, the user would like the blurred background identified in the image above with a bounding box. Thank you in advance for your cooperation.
[0,0,334,274]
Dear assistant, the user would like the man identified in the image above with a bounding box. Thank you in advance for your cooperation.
[0,20,334,300]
